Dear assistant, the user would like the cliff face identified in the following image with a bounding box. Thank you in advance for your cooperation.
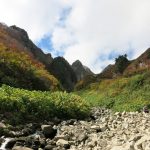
[49,57,77,92]
[10,25,53,67]
[72,60,94,81]
[0,23,79,91]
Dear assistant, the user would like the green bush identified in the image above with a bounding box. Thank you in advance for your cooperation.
[0,85,90,124]
[115,54,129,74]
[77,71,150,112]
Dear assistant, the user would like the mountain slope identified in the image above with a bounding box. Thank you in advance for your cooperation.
[72,60,94,81]
[76,70,150,111]
[97,64,116,79]
[75,48,150,111]
[49,57,77,92]
[124,48,150,76]
[0,23,81,91]
[0,23,59,91]
[0,23,53,67]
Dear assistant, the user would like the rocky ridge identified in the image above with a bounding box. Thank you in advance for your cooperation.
[0,108,150,150]
[72,60,94,81]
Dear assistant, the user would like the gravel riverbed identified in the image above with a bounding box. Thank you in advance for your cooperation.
[0,107,150,150]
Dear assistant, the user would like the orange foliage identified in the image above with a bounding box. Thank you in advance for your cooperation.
[0,43,59,91]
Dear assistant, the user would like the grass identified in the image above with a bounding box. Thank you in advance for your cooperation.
[75,71,150,112]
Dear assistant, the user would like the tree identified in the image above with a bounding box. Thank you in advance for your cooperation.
[115,54,129,74]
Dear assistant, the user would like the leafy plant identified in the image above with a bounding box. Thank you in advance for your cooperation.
[0,43,60,91]
[0,85,90,124]
[76,71,150,112]
[115,54,129,74]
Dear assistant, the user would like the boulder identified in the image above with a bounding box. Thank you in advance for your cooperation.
[12,146,33,150]
[41,125,57,138]
[56,139,70,149]
[5,138,16,149]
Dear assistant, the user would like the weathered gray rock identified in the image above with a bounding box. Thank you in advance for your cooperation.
[0,122,6,129]
[41,125,57,138]
[12,146,33,150]
[44,144,56,150]
[1,107,150,150]
[77,133,88,142]
[5,138,16,149]
[90,125,100,130]
[56,139,70,149]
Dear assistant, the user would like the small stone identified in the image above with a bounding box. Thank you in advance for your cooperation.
[78,133,88,142]
[44,145,55,150]
[54,135,68,141]
[100,124,107,132]
[115,112,120,116]
[0,122,6,128]
[90,125,100,130]
[56,139,70,149]
[122,122,129,129]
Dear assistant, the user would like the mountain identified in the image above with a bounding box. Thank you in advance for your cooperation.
[76,49,150,90]
[0,23,59,90]
[0,23,53,67]
[49,57,77,92]
[97,64,116,79]
[124,48,150,76]
[72,60,94,81]
[75,48,150,113]
[0,23,79,91]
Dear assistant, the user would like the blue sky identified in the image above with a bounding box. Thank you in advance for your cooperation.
[1,0,150,73]
[37,36,65,57]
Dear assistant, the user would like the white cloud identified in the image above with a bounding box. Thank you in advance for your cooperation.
[1,0,150,73]
[0,0,66,41]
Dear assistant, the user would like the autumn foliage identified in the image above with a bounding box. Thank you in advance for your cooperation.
[0,43,60,91]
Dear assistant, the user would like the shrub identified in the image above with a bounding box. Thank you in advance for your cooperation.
[115,54,129,74]
[77,71,150,112]
[0,44,60,91]
[0,85,90,124]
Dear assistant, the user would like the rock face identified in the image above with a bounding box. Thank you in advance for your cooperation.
[10,25,53,66]
[0,23,60,91]
[0,23,76,91]
[49,57,77,91]
[1,108,150,150]
[0,23,53,67]
[72,60,94,81]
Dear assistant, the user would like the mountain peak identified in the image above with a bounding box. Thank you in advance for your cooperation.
[49,56,77,91]
[72,60,94,81]
[10,25,29,40]
[72,60,83,66]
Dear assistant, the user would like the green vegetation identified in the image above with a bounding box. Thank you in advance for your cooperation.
[115,54,129,74]
[0,85,89,124]
[76,71,150,112]
[0,43,60,91]
[75,75,96,90]
[49,57,77,92]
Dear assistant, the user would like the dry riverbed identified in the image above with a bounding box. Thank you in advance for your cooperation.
[0,108,150,150]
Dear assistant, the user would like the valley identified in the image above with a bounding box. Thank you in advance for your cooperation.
[0,23,150,150]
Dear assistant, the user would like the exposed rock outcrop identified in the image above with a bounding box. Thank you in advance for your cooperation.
[72,60,94,81]
[49,57,77,92]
